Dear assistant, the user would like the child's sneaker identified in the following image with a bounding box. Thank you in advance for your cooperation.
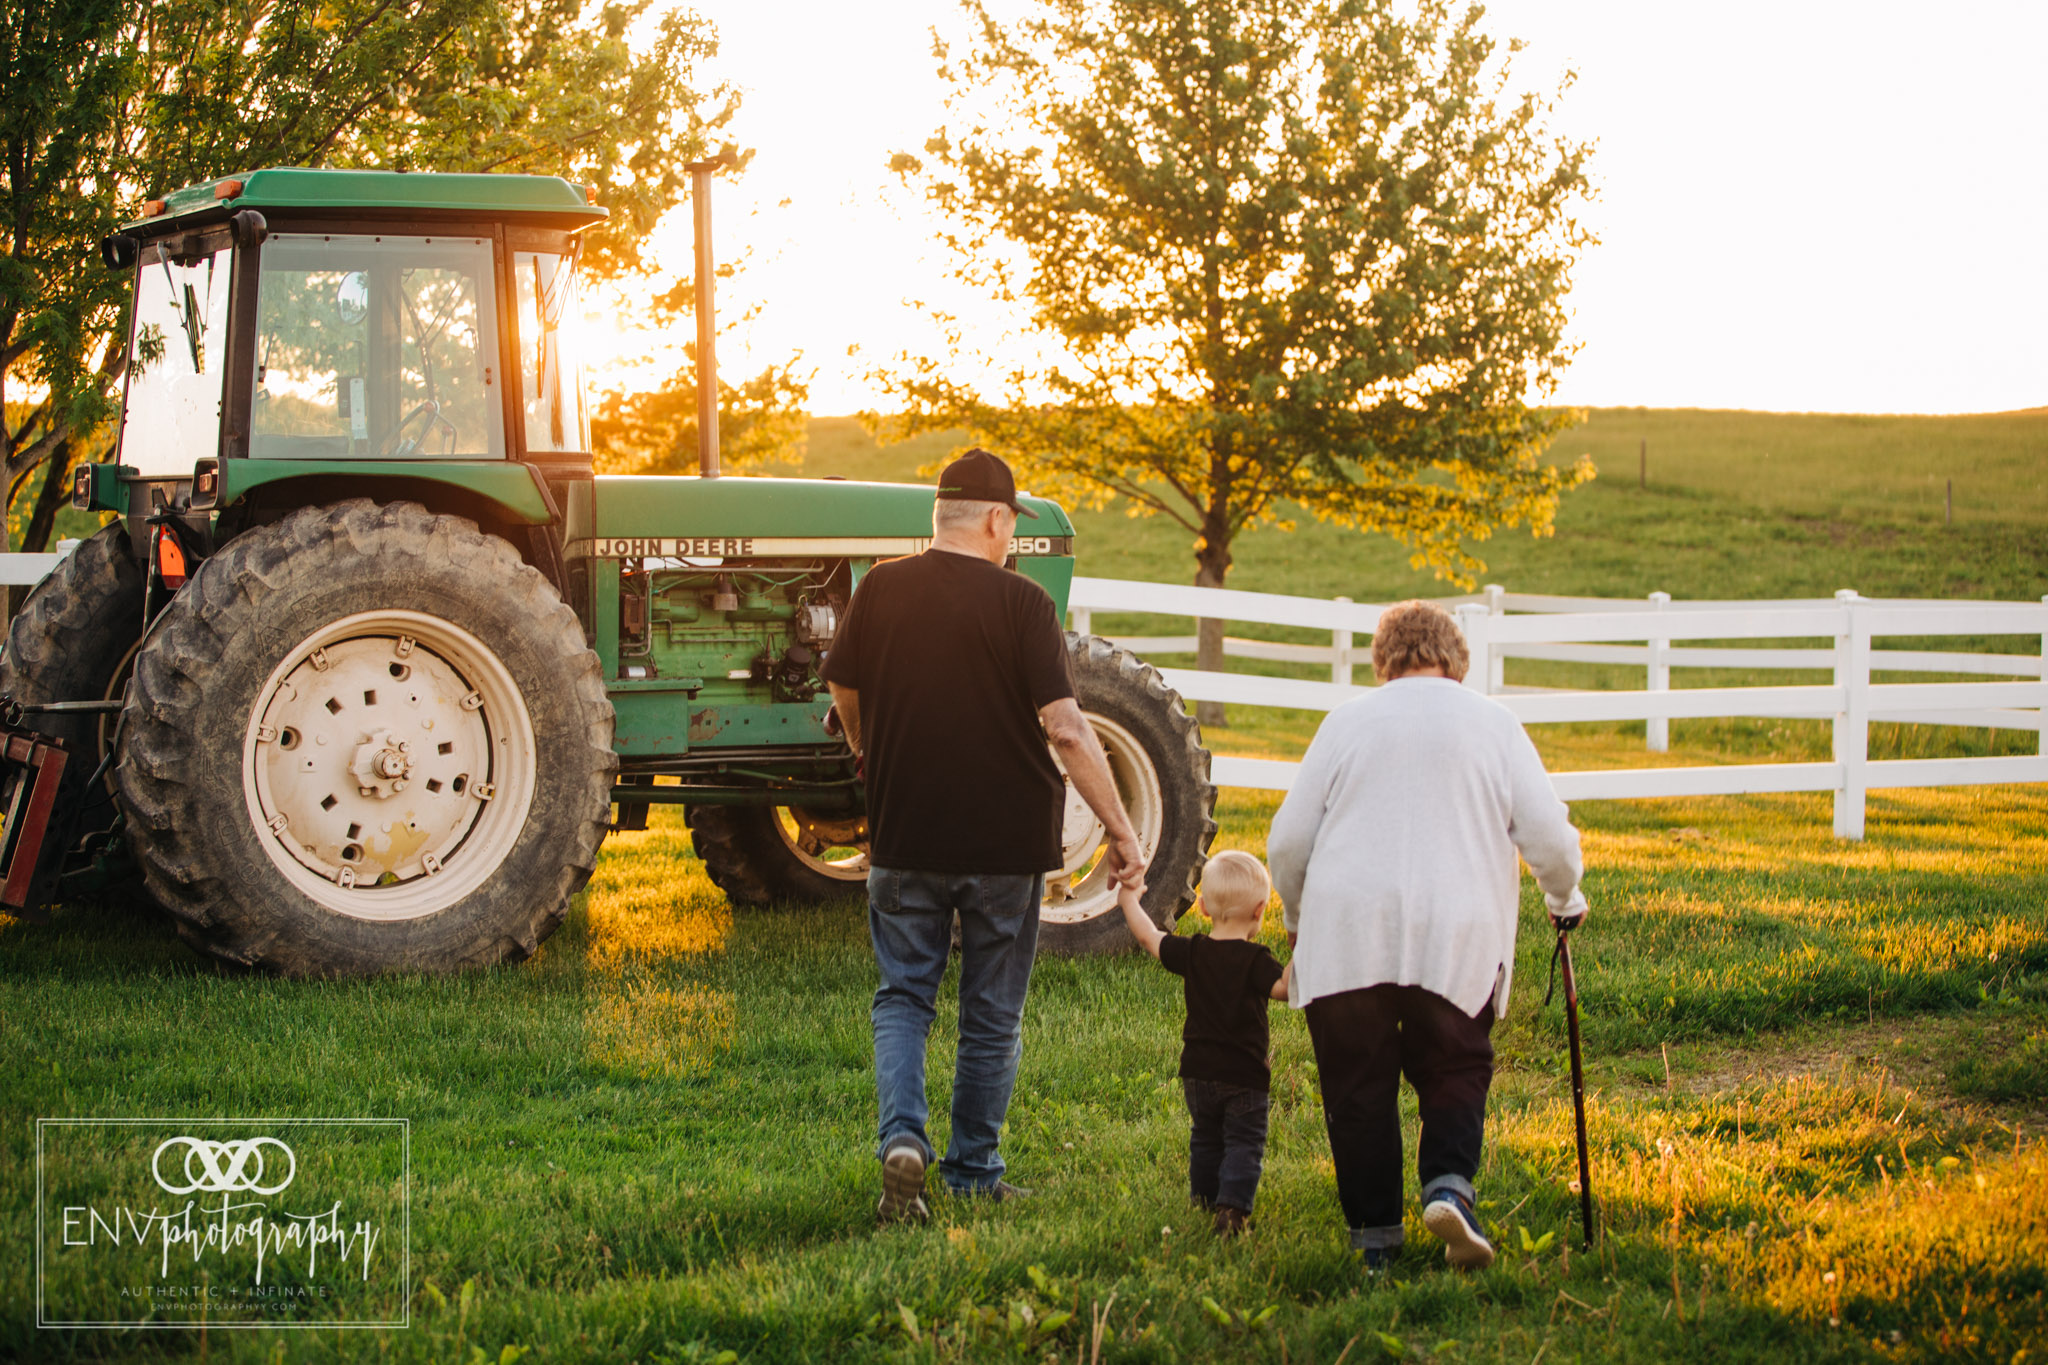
[1212,1205,1249,1237]
[1421,1191,1495,1270]
[877,1138,930,1225]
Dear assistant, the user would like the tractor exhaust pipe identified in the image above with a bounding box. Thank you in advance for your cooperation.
[686,157,724,478]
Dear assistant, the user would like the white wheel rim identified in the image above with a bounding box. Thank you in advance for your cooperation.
[773,809,870,880]
[241,610,537,921]
[1041,714,1164,925]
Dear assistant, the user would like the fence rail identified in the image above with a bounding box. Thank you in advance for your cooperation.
[1068,577,2048,838]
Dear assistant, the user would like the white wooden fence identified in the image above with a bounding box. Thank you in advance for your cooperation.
[1069,579,2048,839]
[0,544,75,587]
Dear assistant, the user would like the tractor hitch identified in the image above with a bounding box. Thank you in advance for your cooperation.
[0,698,76,921]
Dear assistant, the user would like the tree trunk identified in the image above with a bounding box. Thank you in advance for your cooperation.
[19,440,76,554]
[1193,529,1232,730]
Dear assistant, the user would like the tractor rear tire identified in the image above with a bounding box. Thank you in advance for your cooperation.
[1036,633,1216,955]
[686,805,869,905]
[0,522,147,841]
[114,500,615,976]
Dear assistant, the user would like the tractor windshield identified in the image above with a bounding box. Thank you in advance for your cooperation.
[249,234,503,460]
[514,248,588,452]
[121,241,232,477]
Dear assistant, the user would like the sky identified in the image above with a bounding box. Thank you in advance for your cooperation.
[607,0,2048,417]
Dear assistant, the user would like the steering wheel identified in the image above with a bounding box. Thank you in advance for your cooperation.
[380,400,443,457]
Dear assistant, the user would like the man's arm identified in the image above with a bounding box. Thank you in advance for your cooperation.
[827,683,862,757]
[1040,696,1147,891]
[1114,883,1166,959]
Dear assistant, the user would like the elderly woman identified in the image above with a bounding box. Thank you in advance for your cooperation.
[1268,599,1587,1272]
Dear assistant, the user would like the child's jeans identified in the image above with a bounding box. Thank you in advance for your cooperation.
[1183,1078,1271,1212]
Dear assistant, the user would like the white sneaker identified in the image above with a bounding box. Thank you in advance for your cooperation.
[1422,1193,1495,1270]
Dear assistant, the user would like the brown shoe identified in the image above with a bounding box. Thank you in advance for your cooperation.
[1213,1205,1249,1236]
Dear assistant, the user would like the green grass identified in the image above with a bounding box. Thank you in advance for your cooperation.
[2,407,2046,1361]
[3,789,2045,1363]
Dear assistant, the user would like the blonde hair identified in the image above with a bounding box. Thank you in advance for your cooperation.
[1200,850,1271,922]
[1371,600,1470,682]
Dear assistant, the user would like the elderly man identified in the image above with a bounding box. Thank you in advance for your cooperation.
[821,448,1147,1223]
[1268,599,1588,1271]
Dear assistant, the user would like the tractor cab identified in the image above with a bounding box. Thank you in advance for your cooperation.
[82,168,606,551]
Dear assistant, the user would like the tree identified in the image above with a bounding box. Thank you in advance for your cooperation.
[591,357,811,477]
[877,0,1597,721]
[1,0,798,551]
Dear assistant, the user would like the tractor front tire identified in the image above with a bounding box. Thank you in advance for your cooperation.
[115,500,615,976]
[0,523,147,840]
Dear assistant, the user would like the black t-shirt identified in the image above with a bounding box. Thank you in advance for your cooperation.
[819,549,1075,874]
[1158,935,1286,1091]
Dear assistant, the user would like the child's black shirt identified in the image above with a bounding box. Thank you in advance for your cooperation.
[1158,935,1285,1091]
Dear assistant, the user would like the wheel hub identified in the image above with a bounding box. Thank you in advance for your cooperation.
[349,729,414,797]
[243,612,534,918]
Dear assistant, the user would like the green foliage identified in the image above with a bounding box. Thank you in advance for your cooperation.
[0,0,736,547]
[874,0,1596,594]
[592,358,811,477]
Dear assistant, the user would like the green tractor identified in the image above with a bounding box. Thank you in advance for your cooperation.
[0,167,1215,975]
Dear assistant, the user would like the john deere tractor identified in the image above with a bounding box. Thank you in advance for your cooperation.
[0,167,1214,975]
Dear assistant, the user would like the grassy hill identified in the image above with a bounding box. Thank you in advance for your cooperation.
[798,408,2048,605]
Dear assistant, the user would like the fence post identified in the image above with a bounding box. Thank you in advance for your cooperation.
[2040,595,2047,761]
[1832,589,1870,839]
[1484,585,1506,693]
[1646,590,1672,752]
[1070,606,1091,638]
[1456,604,1493,696]
[1331,596,1354,686]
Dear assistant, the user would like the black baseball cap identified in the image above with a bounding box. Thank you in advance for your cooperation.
[935,448,1039,518]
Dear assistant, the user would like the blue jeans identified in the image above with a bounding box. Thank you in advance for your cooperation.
[868,867,1042,1192]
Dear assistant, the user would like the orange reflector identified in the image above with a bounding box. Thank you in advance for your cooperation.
[584,183,600,205]
[214,179,244,200]
[142,199,167,217]
[156,529,187,589]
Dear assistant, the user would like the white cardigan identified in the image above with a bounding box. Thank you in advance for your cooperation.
[1268,677,1584,1017]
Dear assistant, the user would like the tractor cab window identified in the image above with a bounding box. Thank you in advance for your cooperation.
[249,235,503,460]
[122,241,232,477]
[514,249,588,452]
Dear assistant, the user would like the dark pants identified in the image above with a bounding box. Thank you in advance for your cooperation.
[1304,984,1495,1250]
[1182,1078,1270,1213]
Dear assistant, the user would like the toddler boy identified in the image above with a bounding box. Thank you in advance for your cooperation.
[1117,850,1292,1234]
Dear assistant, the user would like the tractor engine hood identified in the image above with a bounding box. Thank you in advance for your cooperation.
[580,476,1074,558]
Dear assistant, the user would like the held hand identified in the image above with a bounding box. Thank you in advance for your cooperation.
[1105,829,1148,894]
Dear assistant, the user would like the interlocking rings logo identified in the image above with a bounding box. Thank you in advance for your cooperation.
[150,1136,297,1196]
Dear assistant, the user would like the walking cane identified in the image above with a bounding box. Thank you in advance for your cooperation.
[1545,914,1597,1250]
